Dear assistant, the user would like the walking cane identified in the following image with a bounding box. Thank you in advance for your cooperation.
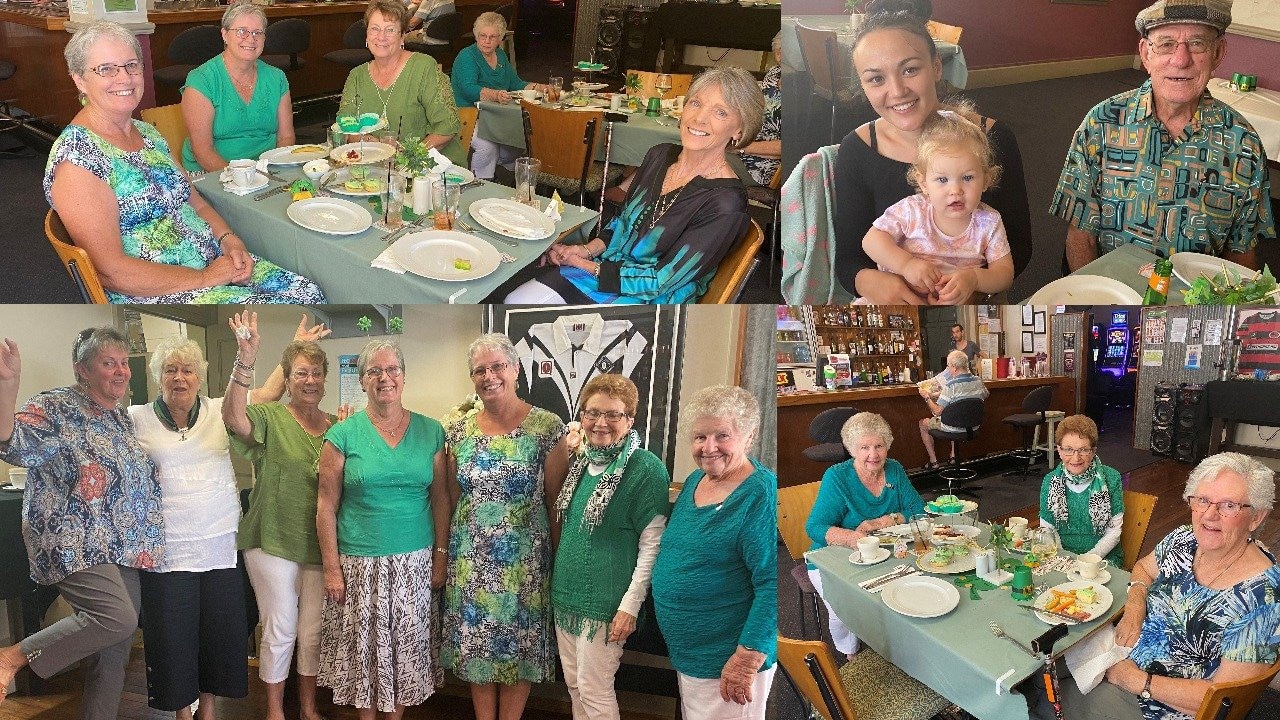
[1033,623,1070,720]
[596,112,626,236]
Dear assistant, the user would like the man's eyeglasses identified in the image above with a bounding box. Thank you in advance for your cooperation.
[1146,37,1216,55]
[470,362,510,379]
[1187,496,1252,517]
[582,409,631,423]
[229,28,265,40]
[1056,446,1095,456]
[364,366,404,379]
[88,61,143,78]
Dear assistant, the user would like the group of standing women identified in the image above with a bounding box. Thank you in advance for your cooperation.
[0,322,776,720]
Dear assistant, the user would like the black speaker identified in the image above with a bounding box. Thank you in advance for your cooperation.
[1150,383,1177,457]
[594,6,625,76]
[620,7,655,74]
[1173,383,1210,464]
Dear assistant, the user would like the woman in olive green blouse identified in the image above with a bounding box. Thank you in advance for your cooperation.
[336,0,466,166]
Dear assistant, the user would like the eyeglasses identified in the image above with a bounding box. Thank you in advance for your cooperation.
[368,25,401,36]
[1187,496,1252,517]
[88,61,143,78]
[582,409,631,422]
[1146,37,1216,55]
[229,28,265,40]
[1056,446,1095,456]
[364,366,403,379]
[470,362,510,379]
[290,370,325,380]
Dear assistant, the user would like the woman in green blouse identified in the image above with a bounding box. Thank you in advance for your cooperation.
[551,374,670,720]
[1039,414,1125,566]
[336,0,465,166]
[652,386,776,720]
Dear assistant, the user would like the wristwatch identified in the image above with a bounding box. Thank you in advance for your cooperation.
[1139,672,1153,700]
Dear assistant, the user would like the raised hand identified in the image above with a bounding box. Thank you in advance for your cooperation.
[228,310,260,363]
[293,313,332,343]
[0,338,20,387]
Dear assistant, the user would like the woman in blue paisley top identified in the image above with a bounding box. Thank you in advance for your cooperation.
[442,333,570,720]
[0,328,164,720]
[43,20,325,305]
[1033,452,1280,720]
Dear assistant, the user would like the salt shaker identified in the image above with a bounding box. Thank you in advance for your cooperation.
[975,549,994,576]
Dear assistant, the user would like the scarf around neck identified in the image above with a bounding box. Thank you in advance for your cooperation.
[555,429,641,534]
[1046,455,1111,535]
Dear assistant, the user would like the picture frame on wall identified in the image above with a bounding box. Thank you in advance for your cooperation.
[1022,304,1034,327]
[1033,311,1047,334]
[1022,331,1034,354]
[485,305,687,465]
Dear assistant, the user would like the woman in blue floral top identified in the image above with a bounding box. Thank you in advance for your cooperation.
[0,328,164,720]
[1033,452,1280,720]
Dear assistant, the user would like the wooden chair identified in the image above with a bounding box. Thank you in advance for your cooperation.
[926,21,963,45]
[794,22,857,144]
[1120,490,1157,571]
[778,482,821,637]
[456,106,477,158]
[746,162,781,285]
[1194,656,1280,720]
[140,104,189,163]
[699,220,762,304]
[43,209,108,304]
[519,100,603,206]
[777,636,951,720]
[624,70,693,100]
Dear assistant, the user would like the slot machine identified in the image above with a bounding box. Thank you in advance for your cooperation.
[1099,310,1131,377]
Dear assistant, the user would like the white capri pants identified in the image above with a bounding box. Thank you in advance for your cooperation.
[555,625,626,720]
[243,547,324,683]
[469,134,521,179]
[677,666,776,720]
[807,566,860,655]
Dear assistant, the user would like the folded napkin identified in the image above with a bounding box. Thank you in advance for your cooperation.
[545,190,564,223]
[1065,625,1132,694]
[858,565,923,594]
[371,247,406,274]
[427,147,453,172]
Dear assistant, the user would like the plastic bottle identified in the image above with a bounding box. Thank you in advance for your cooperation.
[823,363,837,390]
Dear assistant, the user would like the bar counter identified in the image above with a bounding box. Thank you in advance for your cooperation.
[777,376,1079,488]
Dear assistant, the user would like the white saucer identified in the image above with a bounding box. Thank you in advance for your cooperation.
[849,547,891,565]
[1065,568,1112,584]
[220,171,270,193]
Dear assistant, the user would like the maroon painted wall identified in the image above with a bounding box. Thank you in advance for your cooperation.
[1219,32,1280,90]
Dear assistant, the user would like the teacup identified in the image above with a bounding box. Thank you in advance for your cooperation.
[1076,552,1109,579]
[520,87,539,103]
[228,159,257,188]
[1007,516,1029,539]
[856,536,880,560]
[7,467,26,490]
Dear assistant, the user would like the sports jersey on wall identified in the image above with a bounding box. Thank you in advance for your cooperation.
[1235,309,1280,375]
[513,313,650,420]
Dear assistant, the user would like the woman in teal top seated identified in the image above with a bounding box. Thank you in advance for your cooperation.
[316,339,449,717]
[1039,414,1124,567]
[805,411,924,658]
[653,386,776,720]
[336,0,465,167]
[181,3,295,172]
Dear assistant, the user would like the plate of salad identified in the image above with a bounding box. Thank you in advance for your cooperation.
[1179,255,1278,305]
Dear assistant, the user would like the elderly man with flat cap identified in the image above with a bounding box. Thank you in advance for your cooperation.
[1053,0,1276,273]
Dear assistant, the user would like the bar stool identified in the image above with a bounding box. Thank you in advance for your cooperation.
[323,20,373,69]
[1031,410,1066,461]
[927,397,985,495]
[263,18,311,72]
[153,25,223,88]
[1001,385,1054,482]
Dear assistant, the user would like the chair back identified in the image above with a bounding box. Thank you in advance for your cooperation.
[265,18,311,69]
[494,3,516,28]
[424,11,463,43]
[777,636,855,720]
[139,104,189,162]
[1194,656,1280,720]
[939,397,984,439]
[926,20,963,44]
[167,25,223,65]
[780,144,854,305]
[624,70,693,100]
[342,20,367,49]
[778,482,821,560]
[1022,384,1054,417]
[456,105,478,157]
[519,100,601,204]
[809,407,858,445]
[699,220,762,304]
[1119,490,1157,571]
[793,23,839,100]
[43,209,108,304]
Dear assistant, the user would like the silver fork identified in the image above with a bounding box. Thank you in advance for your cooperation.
[990,622,1040,659]
[456,218,519,247]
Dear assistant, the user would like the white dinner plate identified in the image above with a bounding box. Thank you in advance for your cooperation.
[469,198,556,240]
[850,547,892,565]
[322,167,392,197]
[220,170,270,193]
[881,575,960,618]
[930,523,981,544]
[1032,581,1114,625]
[926,499,978,516]
[875,523,916,544]
[572,81,608,92]
[260,144,329,165]
[390,230,501,281]
[1170,252,1256,288]
[286,197,373,235]
[915,547,977,574]
[330,141,396,165]
[1026,275,1143,304]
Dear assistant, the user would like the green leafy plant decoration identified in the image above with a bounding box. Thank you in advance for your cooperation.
[625,72,642,95]
[357,316,373,334]
[388,317,404,334]
[394,137,441,177]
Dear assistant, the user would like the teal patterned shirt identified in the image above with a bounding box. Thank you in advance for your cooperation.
[1051,80,1276,259]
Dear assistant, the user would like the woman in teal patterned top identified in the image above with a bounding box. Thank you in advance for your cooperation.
[181,3,295,172]
[653,386,776,720]
[552,374,670,720]
[443,333,570,720]
[1038,414,1124,566]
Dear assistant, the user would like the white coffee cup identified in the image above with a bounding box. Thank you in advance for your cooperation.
[856,536,880,560]
[1008,516,1029,539]
[609,93,623,112]
[521,87,539,102]
[228,159,257,188]
[1076,553,1109,579]
[7,467,26,489]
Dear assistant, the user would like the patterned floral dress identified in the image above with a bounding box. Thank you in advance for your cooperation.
[442,406,565,684]
[43,120,326,304]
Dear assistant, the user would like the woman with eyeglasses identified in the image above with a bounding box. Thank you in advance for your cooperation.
[1032,451,1280,720]
[551,374,670,720]
[315,340,449,718]
[1037,414,1124,567]
[442,333,570,720]
[45,20,325,305]
[180,3,295,172]
[222,313,340,720]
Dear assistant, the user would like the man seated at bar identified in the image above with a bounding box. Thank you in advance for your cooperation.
[918,350,987,468]
[1053,0,1276,272]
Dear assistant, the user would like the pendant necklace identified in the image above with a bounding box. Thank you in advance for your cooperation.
[371,58,404,121]
[154,398,200,441]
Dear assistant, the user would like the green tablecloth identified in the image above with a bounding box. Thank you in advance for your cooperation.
[808,525,1129,720]
[1070,244,1189,305]
[473,101,681,167]
[194,169,598,303]
[781,16,968,89]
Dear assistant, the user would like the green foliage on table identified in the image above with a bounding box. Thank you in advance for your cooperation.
[1182,264,1277,305]
[845,0,872,12]
[393,137,440,177]
[988,524,1013,553]
[625,72,642,95]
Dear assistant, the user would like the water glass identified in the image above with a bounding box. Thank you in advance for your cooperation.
[514,157,541,208]
[385,171,406,228]
[547,76,563,103]
[432,179,461,230]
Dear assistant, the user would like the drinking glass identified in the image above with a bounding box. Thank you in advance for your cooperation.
[909,513,932,554]
[1030,526,1059,559]
[655,73,672,100]
[571,74,587,97]
[514,157,541,208]
[385,170,406,228]
[547,76,563,104]
[431,179,461,230]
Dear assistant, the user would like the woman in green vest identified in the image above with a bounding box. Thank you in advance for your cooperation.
[1039,414,1125,567]
[551,375,671,720]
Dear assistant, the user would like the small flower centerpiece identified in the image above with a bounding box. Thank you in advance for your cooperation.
[394,137,442,178]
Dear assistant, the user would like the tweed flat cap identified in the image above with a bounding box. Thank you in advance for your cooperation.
[1135,0,1232,36]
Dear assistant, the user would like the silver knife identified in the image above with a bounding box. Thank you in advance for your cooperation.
[263,170,287,183]
[863,565,915,591]
[1020,605,1081,623]
[253,185,290,201]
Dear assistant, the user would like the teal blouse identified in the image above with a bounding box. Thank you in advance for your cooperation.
[181,55,289,171]
[450,44,528,107]
[805,458,924,567]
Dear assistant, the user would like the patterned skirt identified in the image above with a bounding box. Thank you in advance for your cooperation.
[318,548,438,712]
